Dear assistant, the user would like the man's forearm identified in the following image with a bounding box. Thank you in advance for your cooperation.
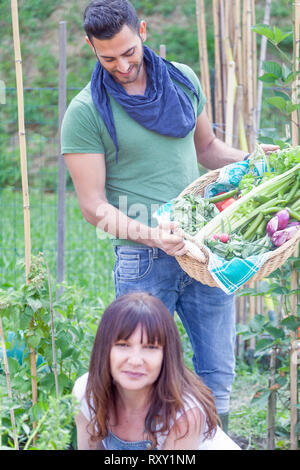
[82,198,157,246]
[197,136,248,170]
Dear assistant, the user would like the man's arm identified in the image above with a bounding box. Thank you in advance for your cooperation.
[194,109,279,170]
[194,110,248,169]
[64,153,187,256]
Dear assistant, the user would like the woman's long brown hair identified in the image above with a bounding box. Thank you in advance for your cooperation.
[86,292,218,448]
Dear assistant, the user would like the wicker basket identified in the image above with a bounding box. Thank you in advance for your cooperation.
[175,169,300,287]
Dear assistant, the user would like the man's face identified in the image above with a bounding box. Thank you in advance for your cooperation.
[87,23,146,85]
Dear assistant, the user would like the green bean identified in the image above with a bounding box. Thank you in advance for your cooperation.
[243,213,264,240]
[285,176,300,203]
[288,209,300,222]
[207,189,238,204]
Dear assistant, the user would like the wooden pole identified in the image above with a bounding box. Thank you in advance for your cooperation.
[47,263,59,398]
[251,0,257,136]
[267,345,277,449]
[292,1,300,146]
[213,0,224,139]
[10,0,31,279]
[233,84,243,147]
[10,0,37,410]
[234,0,243,86]
[256,0,272,132]
[220,0,227,129]
[56,21,67,300]
[225,61,236,146]
[195,0,213,122]
[0,318,19,449]
[246,0,255,151]
[159,44,166,59]
[248,281,256,350]
[290,248,299,450]
[290,10,300,448]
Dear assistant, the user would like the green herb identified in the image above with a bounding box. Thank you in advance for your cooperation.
[171,194,219,236]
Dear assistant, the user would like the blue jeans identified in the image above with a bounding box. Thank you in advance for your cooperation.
[113,246,236,414]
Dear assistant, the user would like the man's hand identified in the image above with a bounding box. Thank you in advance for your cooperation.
[260,144,280,155]
[151,221,188,257]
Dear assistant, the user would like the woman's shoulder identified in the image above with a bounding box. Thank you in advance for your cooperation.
[73,372,89,399]
[72,372,91,420]
[181,393,204,415]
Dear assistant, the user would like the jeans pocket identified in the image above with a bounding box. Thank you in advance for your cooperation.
[115,248,153,281]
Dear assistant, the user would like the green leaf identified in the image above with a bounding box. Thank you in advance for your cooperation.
[286,102,300,113]
[252,24,275,41]
[280,315,300,331]
[258,72,279,83]
[255,337,274,352]
[26,334,41,349]
[266,96,287,112]
[265,325,285,340]
[281,63,294,83]
[236,322,249,335]
[273,27,293,45]
[262,61,282,78]
[249,314,265,332]
[27,297,43,313]
[251,388,270,408]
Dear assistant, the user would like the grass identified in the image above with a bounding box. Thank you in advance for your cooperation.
[0,187,115,308]
[0,188,295,450]
[229,360,292,450]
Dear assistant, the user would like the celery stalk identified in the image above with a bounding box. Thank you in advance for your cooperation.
[194,163,300,244]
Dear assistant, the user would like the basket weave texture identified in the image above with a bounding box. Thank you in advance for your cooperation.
[175,169,300,288]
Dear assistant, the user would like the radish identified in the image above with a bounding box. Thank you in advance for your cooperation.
[219,233,230,243]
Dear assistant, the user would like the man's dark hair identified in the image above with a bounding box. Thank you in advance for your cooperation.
[83,0,140,43]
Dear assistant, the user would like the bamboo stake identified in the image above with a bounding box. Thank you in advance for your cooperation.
[233,0,248,151]
[290,248,299,450]
[248,281,256,350]
[251,0,257,132]
[267,345,277,449]
[159,44,166,59]
[195,0,213,122]
[10,0,37,412]
[233,84,243,147]
[234,0,243,86]
[47,263,59,398]
[0,318,19,449]
[213,0,224,139]
[256,0,272,131]
[242,0,248,123]
[225,61,236,146]
[246,0,255,151]
[220,0,227,128]
[56,21,67,301]
[292,1,300,146]
[290,6,300,446]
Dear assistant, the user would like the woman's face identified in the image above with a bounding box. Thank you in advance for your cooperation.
[110,324,163,393]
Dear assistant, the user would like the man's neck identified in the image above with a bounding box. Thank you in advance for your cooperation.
[122,62,147,96]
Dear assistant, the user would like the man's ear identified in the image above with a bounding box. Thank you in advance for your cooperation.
[85,35,95,52]
[139,20,147,42]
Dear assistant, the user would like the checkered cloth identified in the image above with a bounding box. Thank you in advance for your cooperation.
[154,158,272,294]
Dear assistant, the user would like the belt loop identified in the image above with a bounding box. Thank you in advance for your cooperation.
[152,247,158,259]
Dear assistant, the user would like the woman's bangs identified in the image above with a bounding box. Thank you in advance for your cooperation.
[142,313,165,346]
[113,304,165,346]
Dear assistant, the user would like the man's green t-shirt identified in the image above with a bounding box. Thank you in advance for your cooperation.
[61,62,206,246]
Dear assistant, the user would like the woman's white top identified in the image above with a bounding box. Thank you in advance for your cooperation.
[73,373,240,450]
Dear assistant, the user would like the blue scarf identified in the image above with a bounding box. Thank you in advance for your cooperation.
[91,45,199,162]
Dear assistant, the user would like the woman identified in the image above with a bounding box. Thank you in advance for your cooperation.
[73,292,240,450]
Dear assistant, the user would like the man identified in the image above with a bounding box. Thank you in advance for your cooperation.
[61,0,278,431]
